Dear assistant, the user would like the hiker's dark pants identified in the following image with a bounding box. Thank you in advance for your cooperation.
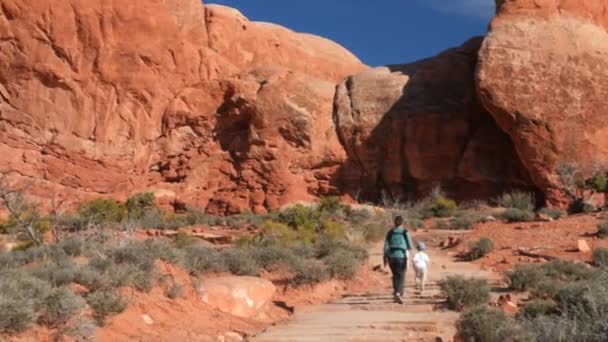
[388,257,407,295]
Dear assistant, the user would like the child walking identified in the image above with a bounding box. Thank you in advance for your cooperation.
[412,241,430,293]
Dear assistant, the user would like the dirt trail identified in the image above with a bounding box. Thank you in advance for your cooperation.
[252,230,502,342]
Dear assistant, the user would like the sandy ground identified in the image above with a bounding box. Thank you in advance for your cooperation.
[252,229,501,342]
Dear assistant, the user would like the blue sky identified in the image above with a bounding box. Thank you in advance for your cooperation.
[206,0,495,66]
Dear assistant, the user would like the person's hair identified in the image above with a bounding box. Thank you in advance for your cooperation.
[394,215,404,227]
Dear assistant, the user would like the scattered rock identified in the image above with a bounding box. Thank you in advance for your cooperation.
[141,314,154,325]
[577,239,592,253]
[198,276,276,319]
[482,216,497,223]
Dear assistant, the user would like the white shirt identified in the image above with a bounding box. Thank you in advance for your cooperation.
[413,251,430,269]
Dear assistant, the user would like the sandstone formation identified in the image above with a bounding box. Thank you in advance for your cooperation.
[0,0,363,213]
[198,276,276,319]
[477,0,608,205]
[334,38,537,202]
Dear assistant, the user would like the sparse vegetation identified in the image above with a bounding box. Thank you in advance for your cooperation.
[593,248,608,268]
[79,199,126,225]
[496,192,535,211]
[86,290,128,326]
[539,207,566,220]
[500,208,535,223]
[457,306,515,342]
[39,288,85,326]
[597,222,608,238]
[424,186,458,218]
[449,212,478,230]
[464,237,494,261]
[439,276,490,311]
[125,192,156,219]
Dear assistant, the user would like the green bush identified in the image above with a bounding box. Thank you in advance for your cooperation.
[39,288,84,326]
[79,199,126,224]
[457,306,516,342]
[261,220,298,245]
[362,223,386,243]
[126,192,156,219]
[593,248,608,268]
[29,261,78,288]
[539,207,566,220]
[290,259,330,285]
[251,245,293,269]
[568,198,597,214]
[518,300,558,319]
[179,246,226,275]
[324,249,359,280]
[318,196,344,214]
[320,220,345,240]
[496,192,535,211]
[597,222,608,239]
[0,270,51,332]
[465,237,494,261]
[450,214,476,230]
[277,204,321,231]
[500,208,535,223]
[86,290,127,326]
[222,249,260,276]
[438,275,490,311]
[506,264,545,291]
[426,196,457,218]
[585,174,608,193]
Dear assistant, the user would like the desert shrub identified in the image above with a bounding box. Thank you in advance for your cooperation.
[315,236,367,262]
[425,194,457,218]
[406,218,425,229]
[29,261,78,287]
[539,207,566,220]
[433,220,450,230]
[593,248,608,268]
[500,208,535,223]
[0,270,51,332]
[362,223,386,243]
[179,246,226,275]
[554,275,608,320]
[597,222,608,239]
[450,214,476,230]
[250,245,293,269]
[438,275,490,311]
[318,196,344,214]
[61,318,96,342]
[457,306,516,342]
[568,198,597,214]
[324,249,359,280]
[290,259,330,285]
[277,204,321,231]
[174,232,202,249]
[464,237,494,261]
[320,220,345,240]
[541,260,595,283]
[260,220,298,245]
[86,290,127,326]
[496,192,535,211]
[222,249,260,276]
[39,288,85,326]
[506,264,546,291]
[518,300,558,319]
[57,237,87,257]
[79,199,126,224]
[0,292,37,332]
[105,242,156,272]
[585,174,608,193]
[126,192,156,219]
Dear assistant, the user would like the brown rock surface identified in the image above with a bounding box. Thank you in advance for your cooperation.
[478,0,608,205]
[334,38,537,202]
[0,0,362,213]
[198,276,276,319]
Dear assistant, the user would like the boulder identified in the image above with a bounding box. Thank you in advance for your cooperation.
[334,38,537,203]
[198,276,276,319]
[477,0,608,205]
[577,239,591,253]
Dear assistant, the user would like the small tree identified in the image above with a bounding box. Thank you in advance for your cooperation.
[0,172,43,246]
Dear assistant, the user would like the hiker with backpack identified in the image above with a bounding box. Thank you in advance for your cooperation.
[383,215,414,304]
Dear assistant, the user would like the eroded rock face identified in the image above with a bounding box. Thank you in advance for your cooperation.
[0,0,363,213]
[334,38,537,202]
[477,0,608,204]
